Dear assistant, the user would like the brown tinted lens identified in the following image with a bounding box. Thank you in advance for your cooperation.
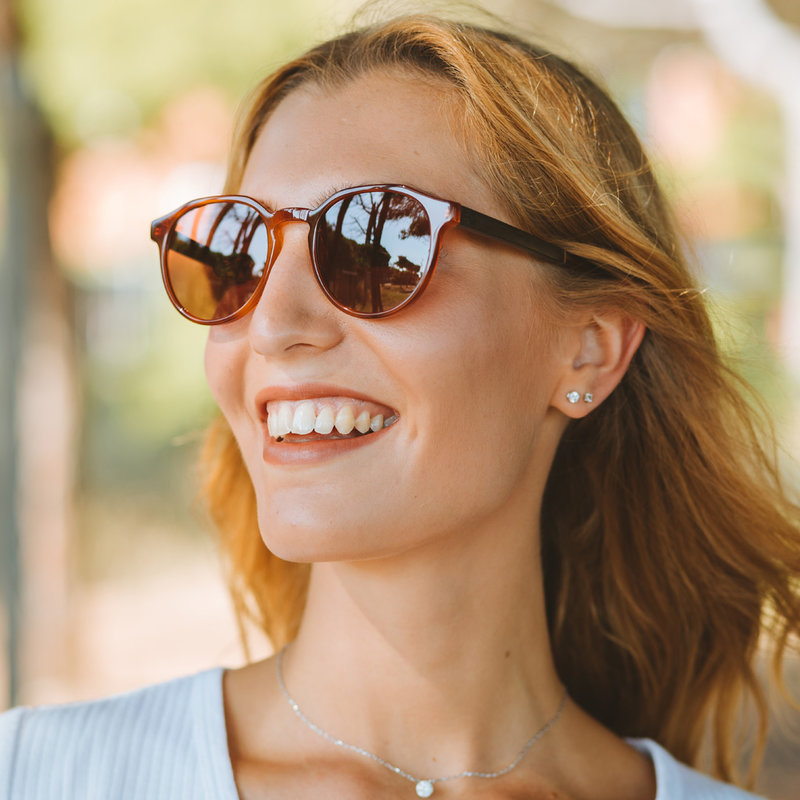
[314,190,432,314]
[165,201,267,321]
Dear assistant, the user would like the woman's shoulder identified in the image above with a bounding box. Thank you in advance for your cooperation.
[627,738,766,800]
[0,668,238,800]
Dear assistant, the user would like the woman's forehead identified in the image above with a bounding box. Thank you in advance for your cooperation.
[240,70,496,214]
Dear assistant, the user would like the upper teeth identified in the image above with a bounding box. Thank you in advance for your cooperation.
[266,399,393,439]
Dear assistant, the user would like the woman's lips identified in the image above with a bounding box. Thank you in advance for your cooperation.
[260,415,398,465]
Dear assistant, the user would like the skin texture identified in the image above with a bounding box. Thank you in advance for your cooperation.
[205,70,650,799]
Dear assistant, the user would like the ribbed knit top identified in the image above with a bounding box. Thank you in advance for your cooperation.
[0,668,763,799]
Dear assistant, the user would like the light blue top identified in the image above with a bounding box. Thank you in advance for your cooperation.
[0,669,764,799]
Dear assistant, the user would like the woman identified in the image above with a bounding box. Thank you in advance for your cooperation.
[1,12,798,799]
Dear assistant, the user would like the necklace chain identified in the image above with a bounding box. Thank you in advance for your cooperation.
[276,647,568,797]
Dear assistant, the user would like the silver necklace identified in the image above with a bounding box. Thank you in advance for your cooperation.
[276,647,568,797]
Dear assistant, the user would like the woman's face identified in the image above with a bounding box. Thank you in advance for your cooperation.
[204,70,575,563]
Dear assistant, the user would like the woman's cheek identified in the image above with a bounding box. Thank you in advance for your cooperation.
[204,335,244,418]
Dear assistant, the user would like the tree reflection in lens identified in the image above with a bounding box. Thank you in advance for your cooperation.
[167,202,266,320]
[317,190,430,313]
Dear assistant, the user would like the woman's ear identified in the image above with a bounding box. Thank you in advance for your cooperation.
[552,312,645,418]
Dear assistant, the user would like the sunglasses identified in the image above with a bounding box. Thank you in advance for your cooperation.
[151,184,568,323]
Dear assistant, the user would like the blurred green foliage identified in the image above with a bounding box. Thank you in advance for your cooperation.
[18,0,361,145]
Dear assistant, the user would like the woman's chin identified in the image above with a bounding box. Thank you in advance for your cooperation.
[255,513,381,564]
[255,514,424,565]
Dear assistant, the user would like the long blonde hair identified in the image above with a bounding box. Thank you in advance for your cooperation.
[201,13,800,786]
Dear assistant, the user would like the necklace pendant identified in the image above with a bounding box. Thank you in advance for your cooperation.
[415,780,434,797]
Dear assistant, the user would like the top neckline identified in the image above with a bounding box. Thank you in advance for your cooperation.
[190,666,677,800]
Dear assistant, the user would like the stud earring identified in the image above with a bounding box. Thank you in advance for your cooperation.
[566,391,580,404]
[583,392,593,403]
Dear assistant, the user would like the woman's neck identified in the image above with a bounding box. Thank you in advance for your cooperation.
[283,519,563,776]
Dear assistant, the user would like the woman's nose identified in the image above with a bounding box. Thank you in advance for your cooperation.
[246,222,344,358]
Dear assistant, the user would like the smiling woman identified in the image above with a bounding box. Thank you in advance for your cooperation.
[2,11,799,800]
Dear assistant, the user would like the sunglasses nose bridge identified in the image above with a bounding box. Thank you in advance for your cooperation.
[269,207,310,228]
[263,206,313,263]
[264,207,313,258]
[258,205,319,296]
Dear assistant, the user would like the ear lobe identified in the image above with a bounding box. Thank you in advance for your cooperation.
[554,313,645,418]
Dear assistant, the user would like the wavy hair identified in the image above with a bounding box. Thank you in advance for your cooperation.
[201,13,800,787]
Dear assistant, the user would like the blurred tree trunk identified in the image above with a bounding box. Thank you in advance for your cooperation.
[0,0,24,708]
[688,0,800,375]
[0,0,77,707]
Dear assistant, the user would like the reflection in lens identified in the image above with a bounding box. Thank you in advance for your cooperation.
[165,201,267,320]
[315,191,431,314]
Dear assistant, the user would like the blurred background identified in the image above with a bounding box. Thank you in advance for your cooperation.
[1,0,798,795]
